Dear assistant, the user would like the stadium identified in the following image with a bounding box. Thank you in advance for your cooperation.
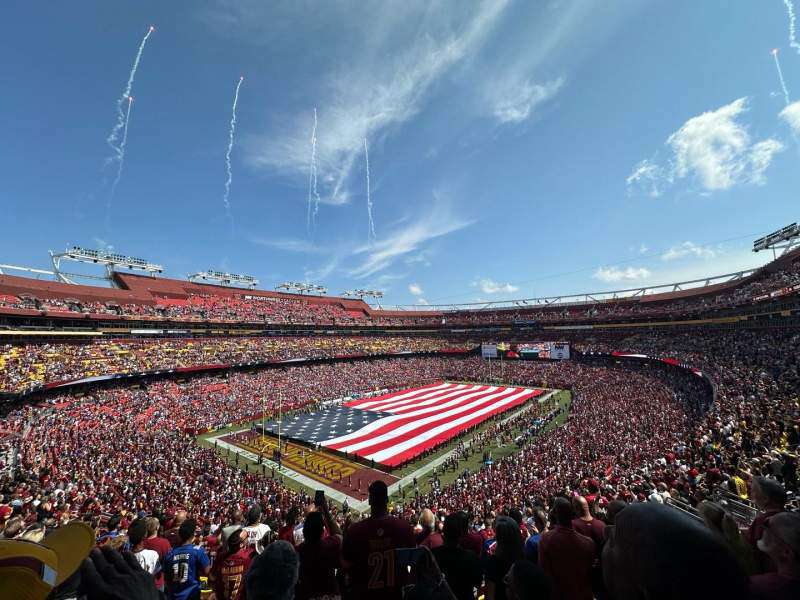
[3,3,800,600]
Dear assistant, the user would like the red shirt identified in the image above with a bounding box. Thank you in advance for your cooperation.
[539,526,595,600]
[142,535,171,589]
[342,515,415,600]
[571,517,605,549]
[458,531,484,557]
[210,547,253,600]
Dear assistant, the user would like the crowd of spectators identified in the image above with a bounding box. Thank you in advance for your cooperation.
[0,336,474,394]
[1,325,799,598]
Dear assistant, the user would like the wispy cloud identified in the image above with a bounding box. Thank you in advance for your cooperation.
[627,98,784,197]
[490,77,564,124]
[626,160,664,198]
[249,237,327,254]
[408,282,424,296]
[242,1,511,204]
[93,237,115,252]
[348,197,473,279]
[303,256,339,282]
[472,278,520,294]
[592,266,651,283]
[661,241,717,261]
[780,100,800,135]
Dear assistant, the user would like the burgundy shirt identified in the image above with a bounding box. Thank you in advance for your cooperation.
[571,517,605,549]
[210,547,253,600]
[296,536,342,600]
[458,531,484,557]
[539,526,595,600]
[342,515,415,600]
[142,535,171,589]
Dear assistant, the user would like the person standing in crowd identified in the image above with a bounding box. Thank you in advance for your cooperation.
[278,506,301,547]
[523,510,548,564]
[342,480,414,600]
[603,503,747,600]
[165,511,187,548]
[571,496,605,549]
[749,512,800,599]
[296,498,342,600]
[128,518,161,577]
[244,504,271,554]
[538,498,594,600]
[432,512,482,600]
[143,516,171,592]
[209,527,253,600]
[164,519,210,600]
[504,560,552,600]
[246,540,299,600]
[746,477,787,573]
[484,516,523,600]
[417,508,443,549]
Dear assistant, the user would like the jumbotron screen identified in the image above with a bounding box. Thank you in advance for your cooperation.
[481,341,570,360]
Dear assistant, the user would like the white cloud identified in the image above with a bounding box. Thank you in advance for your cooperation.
[242,2,510,204]
[417,297,430,305]
[250,237,326,254]
[408,282,423,296]
[592,266,651,283]
[303,256,339,282]
[472,278,520,294]
[639,243,649,254]
[627,98,784,196]
[348,197,473,279]
[780,100,800,136]
[93,237,114,252]
[626,160,664,198]
[404,250,432,267]
[491,77,564,124]
[661,241,717,261]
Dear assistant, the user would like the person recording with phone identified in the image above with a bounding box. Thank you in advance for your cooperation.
[295,490,342,600]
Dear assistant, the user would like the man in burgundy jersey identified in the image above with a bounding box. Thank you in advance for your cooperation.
[209,527,253,600]
[342,481,414,600]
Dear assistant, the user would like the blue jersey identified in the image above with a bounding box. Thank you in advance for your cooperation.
[164,544,210,600]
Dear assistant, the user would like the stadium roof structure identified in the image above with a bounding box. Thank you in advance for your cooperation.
[379,268,759,311]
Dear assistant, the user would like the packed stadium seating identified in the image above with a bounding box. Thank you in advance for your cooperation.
[0,336,474,394]
[1,253,799,599]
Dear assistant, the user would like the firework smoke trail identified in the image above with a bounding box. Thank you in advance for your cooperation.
[308,108,321,233]
[106,26,154,165]
[364,138,376,242]
[773,48,792,105]
[106,96,134,222]
[223,76,244,225]
[785,0,800,54]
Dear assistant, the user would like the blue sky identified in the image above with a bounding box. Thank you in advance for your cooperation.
[2,1,800,306]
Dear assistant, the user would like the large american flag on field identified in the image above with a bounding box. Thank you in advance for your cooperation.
[265,381,543,467]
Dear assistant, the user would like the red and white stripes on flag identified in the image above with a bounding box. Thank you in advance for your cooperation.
[321,381,542,467]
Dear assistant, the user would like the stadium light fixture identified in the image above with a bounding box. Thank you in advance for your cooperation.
[188,269,259,289]
[753,222,800,259]
[49,246,163,286]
